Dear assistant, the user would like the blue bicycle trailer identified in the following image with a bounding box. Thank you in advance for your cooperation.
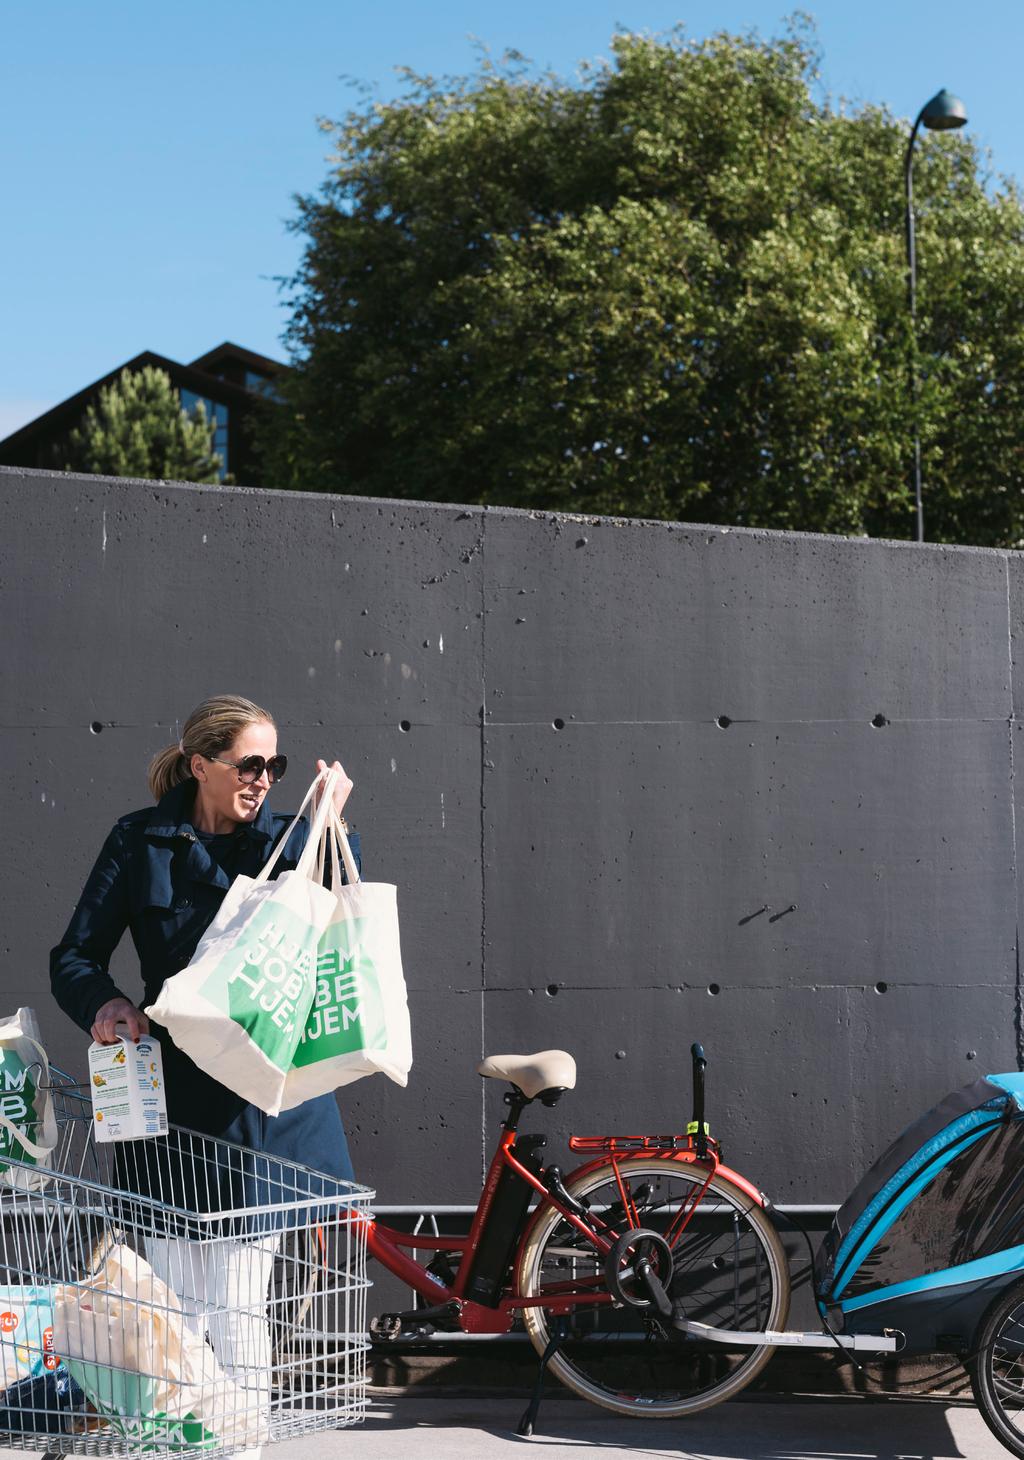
[816,1071,1024,1357]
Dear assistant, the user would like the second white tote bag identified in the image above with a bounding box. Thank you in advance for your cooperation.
[145,769,340,1116]
[278,806,411,1108]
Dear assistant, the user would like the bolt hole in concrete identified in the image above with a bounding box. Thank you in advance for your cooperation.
[552,718,565,730]
[875,981,888,994]
[707,983,721,996]
[871,713,888,728]
[716,715,731,729]
[399,720,411,733]
[89,721,104,734]
[546,983,560,997]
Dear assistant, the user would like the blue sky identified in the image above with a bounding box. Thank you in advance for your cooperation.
[3,0,1020,438]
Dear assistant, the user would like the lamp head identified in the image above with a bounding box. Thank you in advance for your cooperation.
[921,89,968,131]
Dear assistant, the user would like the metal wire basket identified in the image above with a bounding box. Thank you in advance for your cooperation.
[0,1068,373,1456]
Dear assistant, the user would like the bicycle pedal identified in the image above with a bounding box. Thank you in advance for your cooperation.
[369,1313,403,1342]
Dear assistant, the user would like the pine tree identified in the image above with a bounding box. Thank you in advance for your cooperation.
[66,366,223,483]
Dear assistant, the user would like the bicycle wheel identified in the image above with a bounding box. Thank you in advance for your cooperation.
[970,1276,1024,1458]
[515,1156,789,1418]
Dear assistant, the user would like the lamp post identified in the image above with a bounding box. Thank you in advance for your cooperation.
[905,89,968,542]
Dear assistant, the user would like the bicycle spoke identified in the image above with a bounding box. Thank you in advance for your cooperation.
[518,1158,788,1418]
[971,1280,1024,1458]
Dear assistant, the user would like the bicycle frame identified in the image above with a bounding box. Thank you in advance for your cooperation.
[350,1119,770,1335]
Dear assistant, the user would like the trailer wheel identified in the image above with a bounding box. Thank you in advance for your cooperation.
[969,1276,1024,1458]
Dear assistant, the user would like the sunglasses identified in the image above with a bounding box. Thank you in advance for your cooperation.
[205,753,288,785]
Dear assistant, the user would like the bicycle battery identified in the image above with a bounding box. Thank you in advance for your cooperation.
[464,1134,546,1306]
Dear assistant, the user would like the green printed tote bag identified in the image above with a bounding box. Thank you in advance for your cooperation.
[278,807,411,1108]
[0,1007,58,1191]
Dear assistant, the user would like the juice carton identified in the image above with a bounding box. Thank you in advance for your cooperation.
[88,1030,167,1143]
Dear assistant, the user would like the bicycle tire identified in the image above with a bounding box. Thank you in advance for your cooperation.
[515,1156,790,1418]
[969,1275,1024,1458]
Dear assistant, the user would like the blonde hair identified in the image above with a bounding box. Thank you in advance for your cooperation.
[148,695,276,801]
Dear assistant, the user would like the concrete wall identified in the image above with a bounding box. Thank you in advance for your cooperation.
[2,465,1020,1207]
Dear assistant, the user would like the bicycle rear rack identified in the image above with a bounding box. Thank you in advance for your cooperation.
[568,1135,716,1154]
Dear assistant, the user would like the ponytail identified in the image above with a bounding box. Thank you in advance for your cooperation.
[148,743,192,801]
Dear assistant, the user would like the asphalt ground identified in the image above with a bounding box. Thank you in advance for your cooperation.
[14,1394,1014,1459]
[268,1393,1017,1459]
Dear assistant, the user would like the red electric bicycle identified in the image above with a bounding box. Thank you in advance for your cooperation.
[356,1043,793,1433]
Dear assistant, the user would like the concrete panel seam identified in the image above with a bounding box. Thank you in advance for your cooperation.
[478,509,489,1186]
[1005,551,1016,1068]
[0,720,486,730]
[6,716,1016,730]
[481,716,1014,728]
[473,982,1016,994]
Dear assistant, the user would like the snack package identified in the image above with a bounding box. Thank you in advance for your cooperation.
[0,1285,57,1391]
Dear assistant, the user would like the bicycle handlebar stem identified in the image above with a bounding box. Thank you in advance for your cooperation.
[690,1042,708,1160]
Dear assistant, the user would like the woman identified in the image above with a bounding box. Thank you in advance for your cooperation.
[50,694,359,1431]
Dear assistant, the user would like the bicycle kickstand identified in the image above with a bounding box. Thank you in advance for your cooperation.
[516,1317,570,1438]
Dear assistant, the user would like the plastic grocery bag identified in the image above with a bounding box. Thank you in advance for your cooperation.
[280,806,411,1108]
[0,1285,57,1390]
[51,1244,266,1454]
[145,770,341,1116]
[0,1008,58,1191]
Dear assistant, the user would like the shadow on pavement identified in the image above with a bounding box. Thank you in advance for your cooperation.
[366,1395,977,1460]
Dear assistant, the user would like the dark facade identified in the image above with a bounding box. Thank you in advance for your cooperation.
[2,465,1019,1213]
[0,343,284,484]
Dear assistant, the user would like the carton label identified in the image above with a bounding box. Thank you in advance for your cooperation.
[88,1034,168,1143]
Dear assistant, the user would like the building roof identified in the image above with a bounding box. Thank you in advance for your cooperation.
[0,344,287,458]
[188,342,286,378]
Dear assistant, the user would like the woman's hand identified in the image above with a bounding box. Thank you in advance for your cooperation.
[315,758,353,818]
[91,998,150,1045]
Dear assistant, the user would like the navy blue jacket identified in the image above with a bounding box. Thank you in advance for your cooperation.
[50,779,360,1178]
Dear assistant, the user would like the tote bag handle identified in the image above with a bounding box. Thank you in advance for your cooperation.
[251,767,341,889]
[314,801,360,890]
[324,803,361,888]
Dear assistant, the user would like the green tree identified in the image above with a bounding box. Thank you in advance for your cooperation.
[66,366,223,483]
[269,24,1024,545]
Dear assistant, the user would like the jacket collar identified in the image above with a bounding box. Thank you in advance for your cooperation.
[144,778,276,843]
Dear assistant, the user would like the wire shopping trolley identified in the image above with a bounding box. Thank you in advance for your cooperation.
[0,1070,374,1456]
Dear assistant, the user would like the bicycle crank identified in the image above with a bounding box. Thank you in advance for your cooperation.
[604,1227,675,1318]
[370,1300,462,1341]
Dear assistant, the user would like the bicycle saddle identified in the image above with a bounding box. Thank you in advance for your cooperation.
[477,1050,577,1099]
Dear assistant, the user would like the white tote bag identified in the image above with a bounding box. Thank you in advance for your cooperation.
[279,806,411,1109]
[0,1007,58,1191]
[52,1243,266,1453]
[145,770,341,1116]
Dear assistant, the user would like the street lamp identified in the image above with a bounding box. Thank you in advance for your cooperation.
[905,89,968,542]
